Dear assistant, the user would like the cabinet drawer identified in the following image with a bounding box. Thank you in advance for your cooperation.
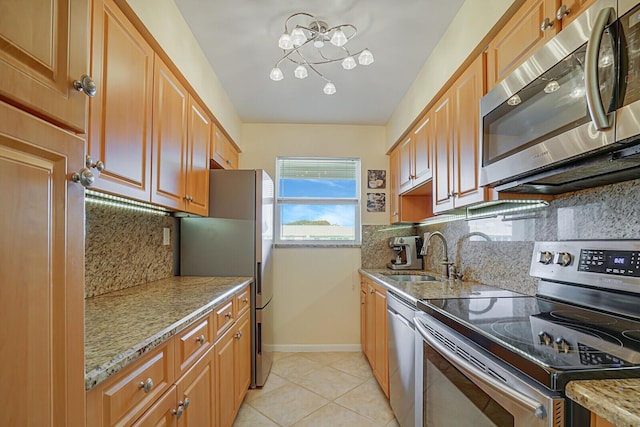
[175,314,212,377]
[235,285,250,318]
[214,298,235,340]
[131,385,177,427]
[97,341,174,426]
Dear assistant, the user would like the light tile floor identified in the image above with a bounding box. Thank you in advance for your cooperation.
[233,352,400,427]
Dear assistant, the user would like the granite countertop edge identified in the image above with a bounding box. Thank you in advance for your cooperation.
[84,276,252,391]
[566,379,640,426]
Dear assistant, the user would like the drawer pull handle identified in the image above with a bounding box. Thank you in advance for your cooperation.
[138,378,154,393]
[195,334,205,344]
[225,312,233,319]
[235,331,243,340]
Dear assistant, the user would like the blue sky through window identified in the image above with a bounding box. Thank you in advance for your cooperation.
[279,178,356,198]
[281,204,356,226]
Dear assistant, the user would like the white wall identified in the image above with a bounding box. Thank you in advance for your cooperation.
[386,0,517,150]
[123,0,242,144]
[241,123,386,348]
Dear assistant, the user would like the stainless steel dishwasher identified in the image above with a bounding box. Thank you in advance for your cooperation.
[387,292,417,427]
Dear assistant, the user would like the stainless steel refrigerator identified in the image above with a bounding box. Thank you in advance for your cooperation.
[180,169,273,387]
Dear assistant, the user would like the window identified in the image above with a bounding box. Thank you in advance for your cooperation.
[275,157,361,245]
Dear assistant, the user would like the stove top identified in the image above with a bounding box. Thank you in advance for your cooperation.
[416,240,640,390]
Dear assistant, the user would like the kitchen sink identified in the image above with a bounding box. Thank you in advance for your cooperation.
[383,274,438,282]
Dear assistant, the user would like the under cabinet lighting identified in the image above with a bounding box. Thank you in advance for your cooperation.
[85,190,170,216]
[418,214,467,226]
[466,200,549,220]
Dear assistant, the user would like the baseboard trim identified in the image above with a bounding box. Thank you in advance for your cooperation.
[266,344,363,352]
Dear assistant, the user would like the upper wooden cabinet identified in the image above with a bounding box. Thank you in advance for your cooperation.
[389,149,401,223]
[398,115,432,194]
[0,101,85,427]
[88,0,154,200]
[433,54,488,214]
[486,0,560,90]
[212,126,239,170]
[186,98,212,216]
[152,57,189,211]
[0,0,89,133]
[557,0,597,27]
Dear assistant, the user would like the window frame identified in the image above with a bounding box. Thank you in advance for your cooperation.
[275,156,362,246]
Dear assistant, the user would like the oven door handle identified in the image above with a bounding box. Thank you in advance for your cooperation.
[415,318,547,420]
[584,6,615,131]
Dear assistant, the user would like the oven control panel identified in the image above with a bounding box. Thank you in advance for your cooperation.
[530,241,640,293]
[578,249,640,277]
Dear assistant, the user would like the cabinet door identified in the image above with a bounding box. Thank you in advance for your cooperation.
[373,286,389,398]
[152,57,188,210]
[89,0,154,201]
[398,136,414,194]
[215,328,236,427]
[212,126,238,170]
[388,148,401,223]
[590,413,615,427]
[432,93,454,213]
[360,284,367,352]
[364,283,376,366]
[412,114,432,188]
[452,54,488,208]
[185,98,211,216]
[234,312,251,409]
[0,0,88,132]
[486,0,560,90]
[0,101,85,427]
[176,350,214,427]
[132,386,178,427]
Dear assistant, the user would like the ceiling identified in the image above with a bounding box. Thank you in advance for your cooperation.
[174,0,465,126]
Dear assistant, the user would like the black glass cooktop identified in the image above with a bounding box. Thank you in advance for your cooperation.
[417,296,640,389]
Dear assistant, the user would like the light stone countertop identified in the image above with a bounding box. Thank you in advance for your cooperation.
[84,276,252,391]
[566,379,640,427]
[359,268,524,305]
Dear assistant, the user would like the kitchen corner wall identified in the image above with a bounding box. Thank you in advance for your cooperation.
[85,203,174,298]
[363,178,640,296]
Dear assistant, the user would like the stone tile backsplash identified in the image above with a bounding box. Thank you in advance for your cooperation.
[363,178,640,295]
[85,203,174,298]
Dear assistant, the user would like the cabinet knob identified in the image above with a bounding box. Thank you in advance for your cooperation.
[171,406,184,419]
[540,17,554,31]
[180,397,190,409]
[73,74,97,97]
[242,298,249,304]
[235,331,243,340]
[226,159,232,165]
[138,378,154,393]
[370,288,375,294]
[183,195,194,202]
[71,168,95,187]
[556,4,571,21]
[225,312,233,319]
[195,334,205,344]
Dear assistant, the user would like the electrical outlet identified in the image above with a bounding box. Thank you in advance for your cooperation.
[163,228,170,245]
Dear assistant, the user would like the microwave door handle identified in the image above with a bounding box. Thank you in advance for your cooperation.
[415,318,547,420]
[585,7,615,131]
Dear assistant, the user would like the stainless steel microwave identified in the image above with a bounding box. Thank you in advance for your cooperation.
[480,0,640,194]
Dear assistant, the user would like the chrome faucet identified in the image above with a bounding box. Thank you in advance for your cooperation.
[420,231,453,279]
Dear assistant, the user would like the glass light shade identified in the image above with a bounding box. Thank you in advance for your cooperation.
[342,56,357,70]
[291,28,307,47]
[358,49,374,65]
[323,82,336,95]
[544,80,560,94]
[294,65,308,79]
[330,29,348,47]
[313,39,325,48]
[278,33,293,50]
[270,67,284,81]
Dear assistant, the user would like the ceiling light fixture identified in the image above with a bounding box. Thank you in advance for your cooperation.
[269,12,374,95]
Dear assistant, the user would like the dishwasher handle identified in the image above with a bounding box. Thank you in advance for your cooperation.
[415,317,547,420]
[388,308,413,329]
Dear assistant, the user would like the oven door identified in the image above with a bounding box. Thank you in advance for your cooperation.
[415,312,564,427]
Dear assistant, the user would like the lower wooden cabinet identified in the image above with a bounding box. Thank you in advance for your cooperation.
[215,311,251,427]
[360,276,389,398]
[87,284,252,427]
[591,412,615,427]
